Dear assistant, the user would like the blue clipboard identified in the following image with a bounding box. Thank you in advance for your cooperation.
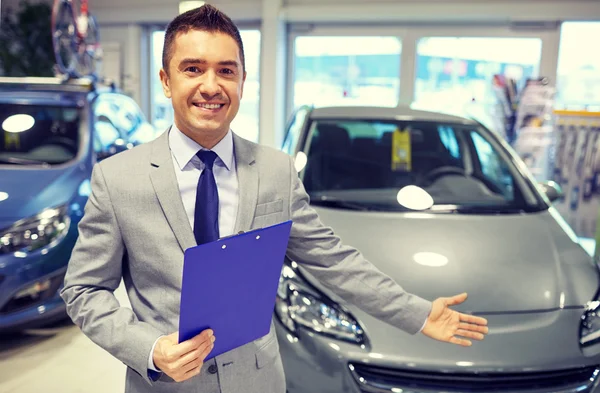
[178,220,293,360]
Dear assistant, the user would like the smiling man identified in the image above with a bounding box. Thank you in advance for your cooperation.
[60,4,488,393]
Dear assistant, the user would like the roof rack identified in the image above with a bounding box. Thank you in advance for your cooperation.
[0,75,101,93]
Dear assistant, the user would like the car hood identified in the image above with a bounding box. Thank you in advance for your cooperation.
[301,206,598,313]
[0,165,89,228]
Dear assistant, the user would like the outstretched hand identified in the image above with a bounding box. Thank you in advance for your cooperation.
[421,293,488,346]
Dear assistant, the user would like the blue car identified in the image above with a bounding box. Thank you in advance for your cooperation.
[0,76,156,332]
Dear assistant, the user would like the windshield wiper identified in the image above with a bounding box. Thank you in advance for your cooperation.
[310,198,372,211]
[0,157,50,166]
[432,205,526,214]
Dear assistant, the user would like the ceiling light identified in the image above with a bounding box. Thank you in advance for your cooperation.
[2,114,34,133]
[397,185,434,210]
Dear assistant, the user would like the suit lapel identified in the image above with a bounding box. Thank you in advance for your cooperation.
[149,129,197,252]
[232,133,258,233]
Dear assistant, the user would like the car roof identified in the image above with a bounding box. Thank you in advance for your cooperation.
[309,106,478,125]
[0,76,118,106]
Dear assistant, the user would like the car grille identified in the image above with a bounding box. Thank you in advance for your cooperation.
[349,363,600,393]
[0,274,64,315]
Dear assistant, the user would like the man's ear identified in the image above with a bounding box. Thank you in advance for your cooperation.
[159,68,172,98]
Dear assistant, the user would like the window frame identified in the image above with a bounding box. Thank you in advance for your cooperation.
[286,25,560,122]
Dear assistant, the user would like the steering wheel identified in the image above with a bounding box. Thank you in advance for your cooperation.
[44,136,78,153]
[423,166,468,184]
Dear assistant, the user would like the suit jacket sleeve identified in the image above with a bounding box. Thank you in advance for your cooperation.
[60,163,163,382]
[284,155,432,335]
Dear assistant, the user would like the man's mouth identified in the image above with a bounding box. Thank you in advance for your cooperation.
[193,103,225,110]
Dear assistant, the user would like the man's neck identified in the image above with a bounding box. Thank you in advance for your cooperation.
[176,123,228,150]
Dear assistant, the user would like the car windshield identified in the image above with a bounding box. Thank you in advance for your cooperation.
[0,103,81,166]
[300,118,545,213]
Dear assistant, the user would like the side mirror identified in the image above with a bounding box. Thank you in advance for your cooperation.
[538,181,563,203]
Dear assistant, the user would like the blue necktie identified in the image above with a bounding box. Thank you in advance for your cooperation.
[194,150,220,245]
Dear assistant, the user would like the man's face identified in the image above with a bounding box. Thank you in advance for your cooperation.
[160,30,246,141]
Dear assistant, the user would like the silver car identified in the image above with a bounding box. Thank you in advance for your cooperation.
[274,106,600,393]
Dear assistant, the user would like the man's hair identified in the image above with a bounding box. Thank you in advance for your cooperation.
[162,4,245,74]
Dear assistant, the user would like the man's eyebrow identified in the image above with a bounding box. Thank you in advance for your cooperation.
[178,58,240,68]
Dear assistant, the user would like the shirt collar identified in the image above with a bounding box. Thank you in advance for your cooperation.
[169,123,234,171]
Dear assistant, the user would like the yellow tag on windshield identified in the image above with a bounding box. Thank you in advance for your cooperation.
[4,132,20,150]
[392,128,411,171]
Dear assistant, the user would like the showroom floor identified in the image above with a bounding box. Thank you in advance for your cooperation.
[0,238,597,393]
[0,284,130,393]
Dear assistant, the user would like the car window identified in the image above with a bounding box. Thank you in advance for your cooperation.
[301,118,540,213]
[469,131,514,199]
[282,105,310,155]
[0,103,81,166]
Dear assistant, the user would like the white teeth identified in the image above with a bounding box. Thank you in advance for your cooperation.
[196,103,222,109]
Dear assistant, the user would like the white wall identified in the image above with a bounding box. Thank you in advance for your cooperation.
[90,0,262,24]
[282,0,600,23]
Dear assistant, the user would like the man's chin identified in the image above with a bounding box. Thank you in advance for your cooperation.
[190,120,229,135]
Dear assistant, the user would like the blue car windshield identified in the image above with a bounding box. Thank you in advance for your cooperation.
[301,119,546,213]
[0,103,81,166]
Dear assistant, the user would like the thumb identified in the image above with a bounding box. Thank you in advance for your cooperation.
[445,292,467,306]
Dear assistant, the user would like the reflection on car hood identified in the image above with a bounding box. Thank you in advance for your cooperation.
[304,206,598,313]
[0,165,87,226]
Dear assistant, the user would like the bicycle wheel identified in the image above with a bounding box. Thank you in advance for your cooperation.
[78,14,102,78]
[51,0,80,77]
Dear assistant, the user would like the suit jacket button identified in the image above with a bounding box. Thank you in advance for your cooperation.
[208,365,218,374]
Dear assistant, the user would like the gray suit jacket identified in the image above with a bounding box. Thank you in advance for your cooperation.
[60,129,431,393]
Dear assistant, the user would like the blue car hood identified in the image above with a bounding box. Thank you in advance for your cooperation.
[0,164,89,228]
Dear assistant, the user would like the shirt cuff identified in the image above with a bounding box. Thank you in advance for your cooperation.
[417,317,428,333]
[148,336,163,374]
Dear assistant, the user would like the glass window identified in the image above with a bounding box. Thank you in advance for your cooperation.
[413,37,542,113]
[301,117,540,213]
[150,29,261,142]
[556,22,600,110]
[0,103,81,166]
[293,36,401,109]
[470,131,514,199]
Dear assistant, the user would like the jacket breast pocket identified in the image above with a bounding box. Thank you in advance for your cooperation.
[255,199,283,217]
[255,334,280,369]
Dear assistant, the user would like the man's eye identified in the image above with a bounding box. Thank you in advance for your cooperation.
[221,69,234,75]
[185,67,201,73]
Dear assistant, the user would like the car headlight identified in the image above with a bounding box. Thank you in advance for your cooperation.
[275,260,365,344]
[581,300,600,346]
[0,205,71,255]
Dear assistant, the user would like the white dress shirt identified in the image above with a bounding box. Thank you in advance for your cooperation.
[148,124,239,372]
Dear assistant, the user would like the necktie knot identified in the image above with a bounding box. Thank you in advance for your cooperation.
[197,150,218,170]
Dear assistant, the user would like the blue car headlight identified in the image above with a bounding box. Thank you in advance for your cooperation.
[0,204,71,255]
[275,260,365,344]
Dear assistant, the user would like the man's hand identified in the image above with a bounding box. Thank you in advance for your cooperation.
[421,293,488,346]
[153,330,215,382]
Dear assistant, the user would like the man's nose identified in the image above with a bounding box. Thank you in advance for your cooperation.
[199,70,221,98]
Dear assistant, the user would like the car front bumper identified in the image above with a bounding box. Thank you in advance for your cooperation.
[0,235,74,332]
[274,318,600,393]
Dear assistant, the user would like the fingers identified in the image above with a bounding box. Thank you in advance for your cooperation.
[154,329,216,383]
[455,329,485,341]
[198,338,216,360]
[174,335,215,372]
[445,292,468,306]
[177,329,214,356]
[459,322,489,334]
[449,336,472,346]
[459,313,488,326]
